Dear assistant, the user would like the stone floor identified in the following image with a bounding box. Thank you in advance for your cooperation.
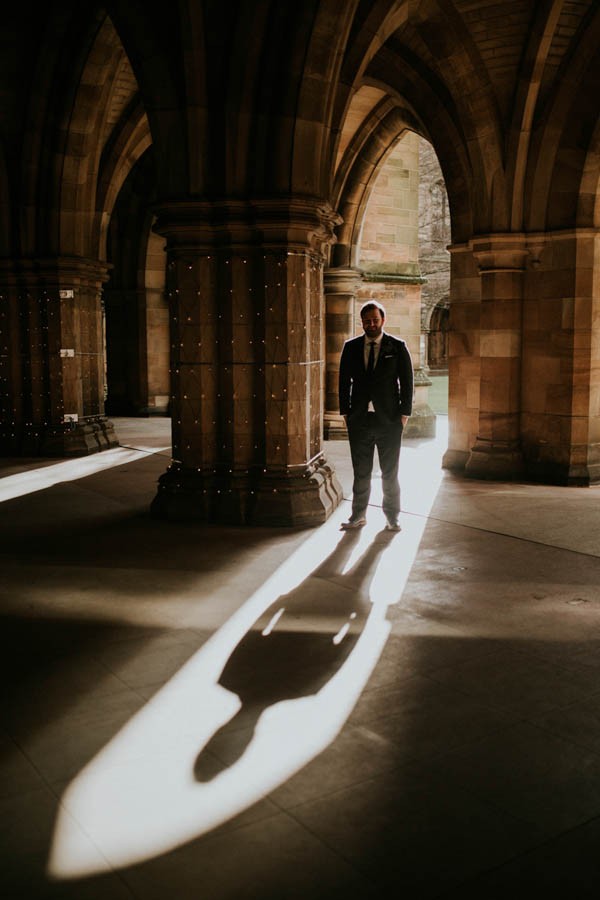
[2,416,600,899]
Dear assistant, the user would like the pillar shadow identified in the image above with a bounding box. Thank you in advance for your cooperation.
[194,528,395,781]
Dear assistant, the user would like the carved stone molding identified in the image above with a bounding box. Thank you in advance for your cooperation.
[153,197,342,260]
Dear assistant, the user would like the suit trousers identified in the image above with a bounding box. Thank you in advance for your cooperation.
[347,412,404,521]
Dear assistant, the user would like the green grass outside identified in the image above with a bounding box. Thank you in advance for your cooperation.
[427,372,448,415]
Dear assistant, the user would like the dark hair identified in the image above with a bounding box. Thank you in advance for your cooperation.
[360,300,386,319]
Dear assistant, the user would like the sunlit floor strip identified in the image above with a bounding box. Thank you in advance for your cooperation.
[47,470,443,880]
[0,445,170,503]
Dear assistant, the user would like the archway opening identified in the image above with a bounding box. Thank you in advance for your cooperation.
[103,149,169,418]
[351,132,450,431]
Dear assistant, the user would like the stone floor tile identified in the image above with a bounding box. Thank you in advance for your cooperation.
[0,733,46,798]
[363,631,496,689]
[120,812,378,900]
[347,673,514,762]
[8,688,145,784]
[0,786,133,899]
[423,646,600,716]
[530,692,600,755]
[432,721,600,834]
[266,724,401,808]
[442,816,600,898]
[287,768,542,898]
[92,629,203,690]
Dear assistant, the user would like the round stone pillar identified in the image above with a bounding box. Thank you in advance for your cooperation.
[323,266,363,440]
[0,257,117,456]
[465,236,527,479]
[149,198,344,526]
[403,365,435,438]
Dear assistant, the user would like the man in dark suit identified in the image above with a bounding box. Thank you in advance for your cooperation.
[338,300,413,531]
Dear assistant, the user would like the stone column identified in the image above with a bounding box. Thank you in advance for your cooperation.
[323,266,363,440]
[149,198,344,526]
[0,257,117,456]
[442,243,481,472]
[464,236,527,479]
[521,229,600,485]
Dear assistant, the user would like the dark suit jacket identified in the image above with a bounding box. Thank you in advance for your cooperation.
[338,332,414,424]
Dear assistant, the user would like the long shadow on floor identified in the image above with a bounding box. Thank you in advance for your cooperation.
[194,529,393,780]
[0,612,208,898]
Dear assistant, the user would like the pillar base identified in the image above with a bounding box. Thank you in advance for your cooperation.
[151,457,344,527]
[442,448,469,471]
[465,439,525,480]
[404,404,436,439]
[525,450,600,486]
[0,416,118,457]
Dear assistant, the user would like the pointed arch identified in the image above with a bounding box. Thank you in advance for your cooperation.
[580,116,600,228]
[96,98,152,259]
[524,3,600,231]
[17,8,149,260]
[506,0,566,231]
[57,18,139,258]
[331,100,423,267]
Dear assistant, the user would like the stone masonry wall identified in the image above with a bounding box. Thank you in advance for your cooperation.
[418,137,451,358]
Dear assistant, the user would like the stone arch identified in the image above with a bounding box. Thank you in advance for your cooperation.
[419,136,451,375]
[8,4,156,265]
[427,301,450,371]
[96,98,152,261]
[332,0,412,167]
[332,102,423,268]
[524,5,600,232]
[354,131,422,277]
[290,0,365,197]
[40,11,164,425]
[330,0,490,243]
[57,18,134,258]
[17,6,109,256]
[104,148,168,417]
[330,2,600,486]
[102,2,194,197]
[326,111,445,439]
[16,10,146,260]
[363,52,491,241]
[106,1,356,200]
[505,0,565,232]
[582,118,600,228]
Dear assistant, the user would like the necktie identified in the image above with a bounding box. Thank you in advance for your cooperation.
[367,340,375,374]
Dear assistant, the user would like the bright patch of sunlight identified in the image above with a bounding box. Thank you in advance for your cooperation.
[48,430,445,879]
[0,446,170,503]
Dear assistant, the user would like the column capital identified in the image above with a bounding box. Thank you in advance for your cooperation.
[468,234,530,273]
[0,256,112,289]
[153,196,342,259]
[470,228,600,273]
[323,266,364,294]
